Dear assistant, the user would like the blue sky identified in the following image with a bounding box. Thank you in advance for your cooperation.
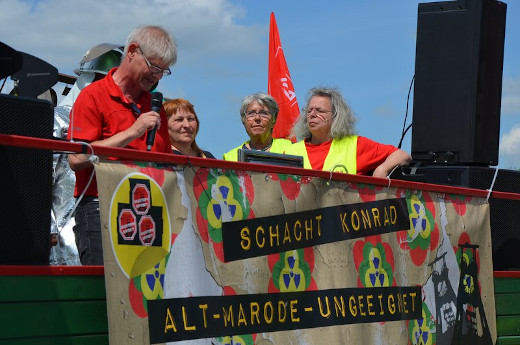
[2,0,519,168]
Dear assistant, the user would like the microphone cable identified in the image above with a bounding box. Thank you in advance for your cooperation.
[397,74,415,149]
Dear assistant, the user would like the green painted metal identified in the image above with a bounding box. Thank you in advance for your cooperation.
[0,272,108,343]
[0,275,106,302]
[494,277,520,294]
[0,272,519,343]
[0,335,109,345]
[495,277,520,344]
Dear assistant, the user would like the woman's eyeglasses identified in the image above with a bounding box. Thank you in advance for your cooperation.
[303,107,332,116]
[244,110,272,120]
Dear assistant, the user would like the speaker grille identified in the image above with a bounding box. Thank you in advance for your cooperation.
[412,0,506,165]
[392,165,520,270]
[0,94,54,265]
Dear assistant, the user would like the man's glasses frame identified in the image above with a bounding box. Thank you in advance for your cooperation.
[138,47,171,76]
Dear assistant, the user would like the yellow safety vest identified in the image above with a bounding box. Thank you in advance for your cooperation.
[286,136,358,174]
[222,138,293,161]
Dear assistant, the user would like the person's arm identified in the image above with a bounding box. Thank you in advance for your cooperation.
[372,149,412,178]
[69,109,161,171]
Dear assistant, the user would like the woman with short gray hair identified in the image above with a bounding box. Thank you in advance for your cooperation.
[223,93,293,161]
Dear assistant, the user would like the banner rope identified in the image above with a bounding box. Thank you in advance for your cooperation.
[386,165,400,190]
[486,166,500,203]
[61,142,97,234]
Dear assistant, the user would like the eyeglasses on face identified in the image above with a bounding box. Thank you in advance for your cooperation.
[303,107,332,116]
[137,47,171,76]
[244,110,272,120]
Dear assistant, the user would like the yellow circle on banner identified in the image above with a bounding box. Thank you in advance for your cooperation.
[109,172,171,278]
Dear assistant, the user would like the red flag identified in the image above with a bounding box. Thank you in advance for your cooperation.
[268,12,299,140]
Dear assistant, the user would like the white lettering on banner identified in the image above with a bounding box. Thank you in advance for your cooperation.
[276,45,282,57]
[281,75,296,103]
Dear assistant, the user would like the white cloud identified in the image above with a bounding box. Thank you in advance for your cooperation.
[500,124,520,155]
[499,125,520,169]
[502,75,520,115]
[1,0,263,75]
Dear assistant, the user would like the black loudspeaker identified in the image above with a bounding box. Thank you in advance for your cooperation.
[412,0,507,166]
[11,51,58,98]
[0,41,23,79]
[391,165,520,270]
[0,94,54,265]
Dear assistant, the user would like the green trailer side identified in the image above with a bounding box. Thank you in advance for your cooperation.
[495,272,520,345]
[0,267,519,344]
[0,266,108,345]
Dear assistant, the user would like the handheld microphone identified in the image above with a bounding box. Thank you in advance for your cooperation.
[146,91,163,151]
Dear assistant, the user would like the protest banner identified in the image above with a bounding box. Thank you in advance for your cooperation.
[95,160,495,345]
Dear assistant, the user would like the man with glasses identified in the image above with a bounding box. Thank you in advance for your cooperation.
[288,87,411,177]
[67,25,177,265]
[223,93,293,161]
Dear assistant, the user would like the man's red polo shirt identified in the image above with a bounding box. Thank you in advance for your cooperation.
[67,68,171,197]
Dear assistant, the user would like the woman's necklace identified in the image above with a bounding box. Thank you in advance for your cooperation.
[171,145,197,157]
[249,138,273,151]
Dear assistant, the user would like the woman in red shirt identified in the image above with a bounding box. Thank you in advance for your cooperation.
[289,87,411,177]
